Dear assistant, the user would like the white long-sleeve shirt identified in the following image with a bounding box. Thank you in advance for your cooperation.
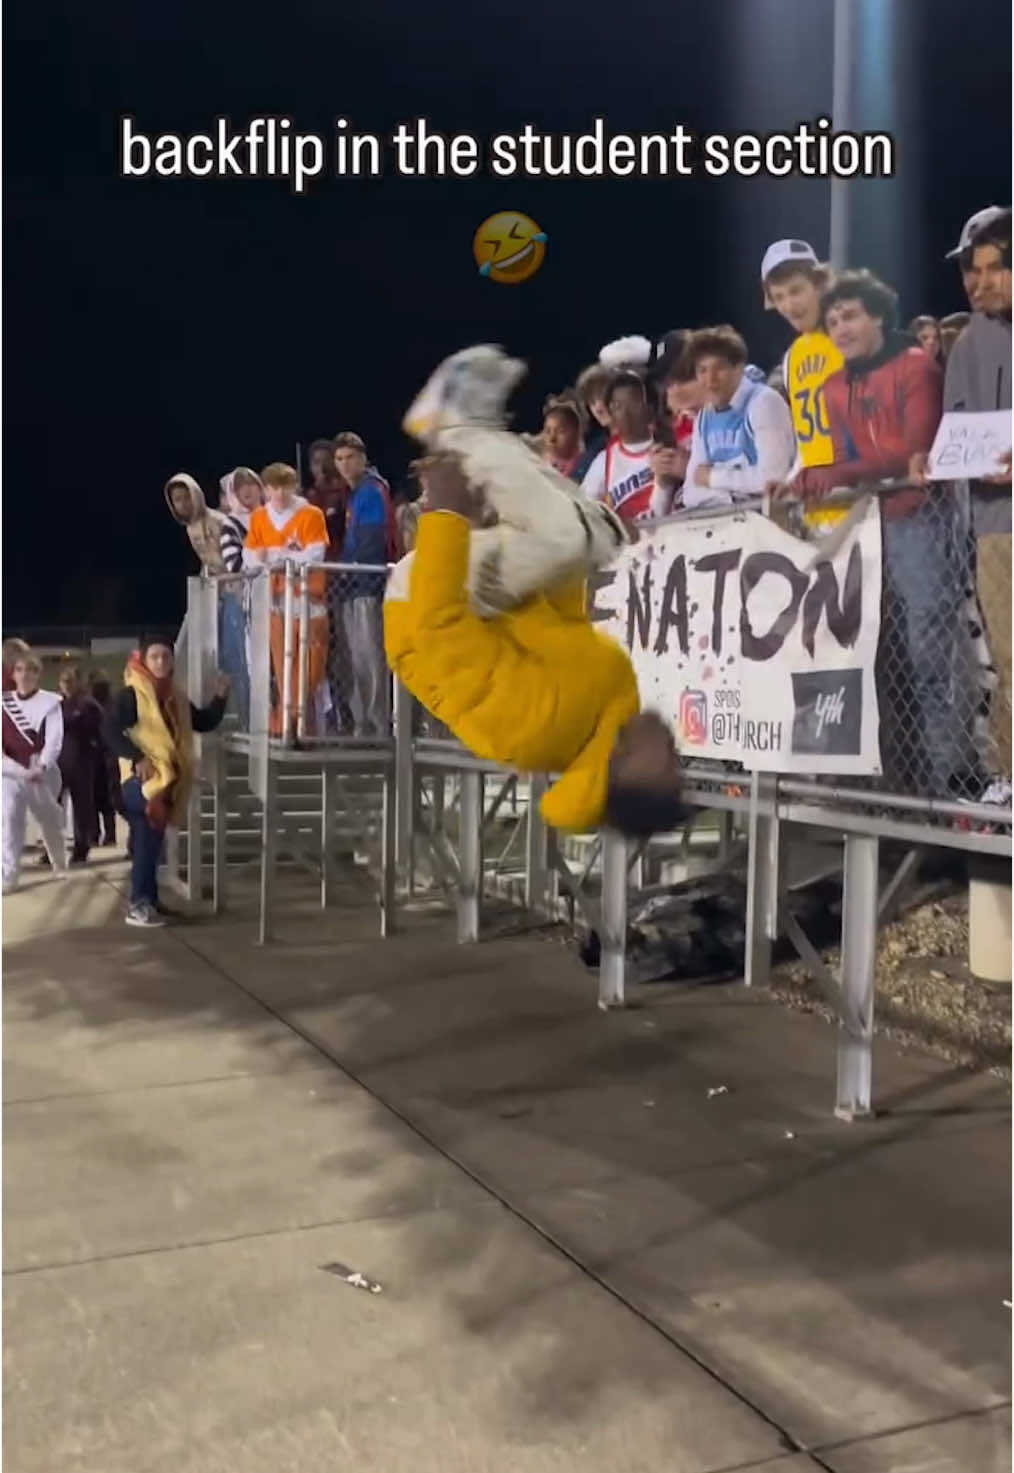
[682,377,795,511]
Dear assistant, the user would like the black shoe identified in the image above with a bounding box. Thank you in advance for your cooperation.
[101,834,117,848]
[35,852,51,869]
[69,853,89,867]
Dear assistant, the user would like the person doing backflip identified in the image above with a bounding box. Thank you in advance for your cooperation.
[384,345,687,836]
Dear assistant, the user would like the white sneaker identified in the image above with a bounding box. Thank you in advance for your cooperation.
[125,902,166,929]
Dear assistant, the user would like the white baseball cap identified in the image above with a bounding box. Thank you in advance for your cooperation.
[945,205,1005,259]
[760,238,819,283]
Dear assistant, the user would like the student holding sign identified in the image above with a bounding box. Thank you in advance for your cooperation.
[942,208,1012,781]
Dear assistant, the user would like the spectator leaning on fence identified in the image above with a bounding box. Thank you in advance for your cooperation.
[581,370,657,522]
[796,268,978,798]
[2,649,67,892]
[941,208,1012,784]
[218,467,265,728]
[333,432,391,738]
[164,473,226,573]
[940,312,971,361]
[243,462,330,739]
[648,330,700,517]
[542,395,585,481]
[573,362,613,481]
[908,315,943,364]
[760,240,842,497]
[305,438,348,560]
[104,636,227,927]
[680,325,795,511]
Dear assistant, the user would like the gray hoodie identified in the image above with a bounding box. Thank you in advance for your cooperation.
[944,313,1012,535]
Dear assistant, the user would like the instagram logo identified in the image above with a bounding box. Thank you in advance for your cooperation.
[679,689,708,745]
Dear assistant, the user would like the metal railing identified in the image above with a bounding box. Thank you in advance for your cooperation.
[168,492,1011,1121]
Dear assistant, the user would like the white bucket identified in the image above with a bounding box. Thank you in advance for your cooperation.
[968,876,1013,984]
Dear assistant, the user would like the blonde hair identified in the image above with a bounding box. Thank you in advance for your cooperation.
[3,637,31,667]
[15,650,42,676]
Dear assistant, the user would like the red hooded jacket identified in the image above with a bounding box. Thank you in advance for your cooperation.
[795,334,943,519]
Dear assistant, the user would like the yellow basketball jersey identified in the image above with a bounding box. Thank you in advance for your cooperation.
[785,331,844,469]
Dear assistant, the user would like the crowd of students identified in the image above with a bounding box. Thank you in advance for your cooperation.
[161,205,1010,803]
[4,207,1009,904]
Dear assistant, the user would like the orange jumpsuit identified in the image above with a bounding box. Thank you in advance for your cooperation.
[244,499,329,737]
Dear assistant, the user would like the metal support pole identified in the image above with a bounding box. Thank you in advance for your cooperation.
[717,810,734,865]
[280,561,295,746]
[258,759,277,945]
[456,769,483,943]
[321,769,336,909]
[836,832,878,1121]
[394,681,415,883]
[525,774,549,914]
[296,571,310,741]
[211,743,227,915]
[381,763,397,937]
[599,829,628,1009]
[744,772,778,988]
[830,0,854,269]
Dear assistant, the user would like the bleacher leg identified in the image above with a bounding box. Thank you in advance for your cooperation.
[258,760,277,945]
[598,828,627,1009]
[525,775,549,914]
[381,763,397,937]
[457,769,483,943]
[212,743,227,915]
[394,682,415,889]
[836,832,878,1121]
[744,772,778,988]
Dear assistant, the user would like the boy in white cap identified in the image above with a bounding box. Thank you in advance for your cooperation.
[761,241,842,498]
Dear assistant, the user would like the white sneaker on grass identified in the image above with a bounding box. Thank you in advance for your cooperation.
[125,902,166,929]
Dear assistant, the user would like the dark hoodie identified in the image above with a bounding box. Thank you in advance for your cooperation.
[796,333,943,519]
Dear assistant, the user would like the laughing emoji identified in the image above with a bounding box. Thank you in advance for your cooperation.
[473,212,547,284]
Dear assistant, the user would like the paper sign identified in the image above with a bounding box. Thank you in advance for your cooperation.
[926,410,1012,481]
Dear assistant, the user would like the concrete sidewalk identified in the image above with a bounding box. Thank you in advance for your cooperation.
[3,862,1010,1473]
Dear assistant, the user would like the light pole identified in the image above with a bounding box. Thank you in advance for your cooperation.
[829,0,854,269]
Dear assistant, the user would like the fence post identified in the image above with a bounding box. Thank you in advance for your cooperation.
[394,681,415,885]
[457,768,483,943]
[381,760,397,937]
[258,759,277,945]
[744,772,778,988]
[247,572,271,803]
[836,832,878,1121]
[524,774,549,914]
[296,570,310,741]
[280,561,295,746]
[598,828,628,1009]
[211,741,227,915]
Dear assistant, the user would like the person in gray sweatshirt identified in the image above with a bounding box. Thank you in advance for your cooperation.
[944,208,1012,782]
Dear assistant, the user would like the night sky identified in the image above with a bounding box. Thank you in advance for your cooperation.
[4,0,1010,631]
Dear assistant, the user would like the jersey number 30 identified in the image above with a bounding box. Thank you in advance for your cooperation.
[794,386,829,442]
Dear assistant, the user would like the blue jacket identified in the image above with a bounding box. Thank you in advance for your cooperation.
[342,477,388,598]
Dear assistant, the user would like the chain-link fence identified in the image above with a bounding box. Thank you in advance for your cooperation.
[776,482,1010,806]
[206,563,392,745]
[193,488,1010,814]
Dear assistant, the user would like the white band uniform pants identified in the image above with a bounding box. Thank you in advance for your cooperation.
[3,767,67,889]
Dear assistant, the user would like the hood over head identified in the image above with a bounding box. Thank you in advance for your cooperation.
[164,472,209,525]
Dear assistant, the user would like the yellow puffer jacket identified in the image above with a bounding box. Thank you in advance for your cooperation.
[384,512,639,832]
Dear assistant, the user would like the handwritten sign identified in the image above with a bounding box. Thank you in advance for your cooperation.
[589,503,883,774]
[926,411,1012,481]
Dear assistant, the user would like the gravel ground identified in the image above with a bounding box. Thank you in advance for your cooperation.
[772,894,1012,1078]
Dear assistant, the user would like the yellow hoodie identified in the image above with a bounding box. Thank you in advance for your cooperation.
[383,512,639,832]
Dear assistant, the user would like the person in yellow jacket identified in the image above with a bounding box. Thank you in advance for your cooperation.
[384,454,686,836]
[104,635,228,927]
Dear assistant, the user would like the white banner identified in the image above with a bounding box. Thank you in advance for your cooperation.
[589,503,883,774]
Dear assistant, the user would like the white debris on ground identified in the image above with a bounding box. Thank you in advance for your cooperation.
[706,1085,729,1098]
[772,895,1011,1078]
